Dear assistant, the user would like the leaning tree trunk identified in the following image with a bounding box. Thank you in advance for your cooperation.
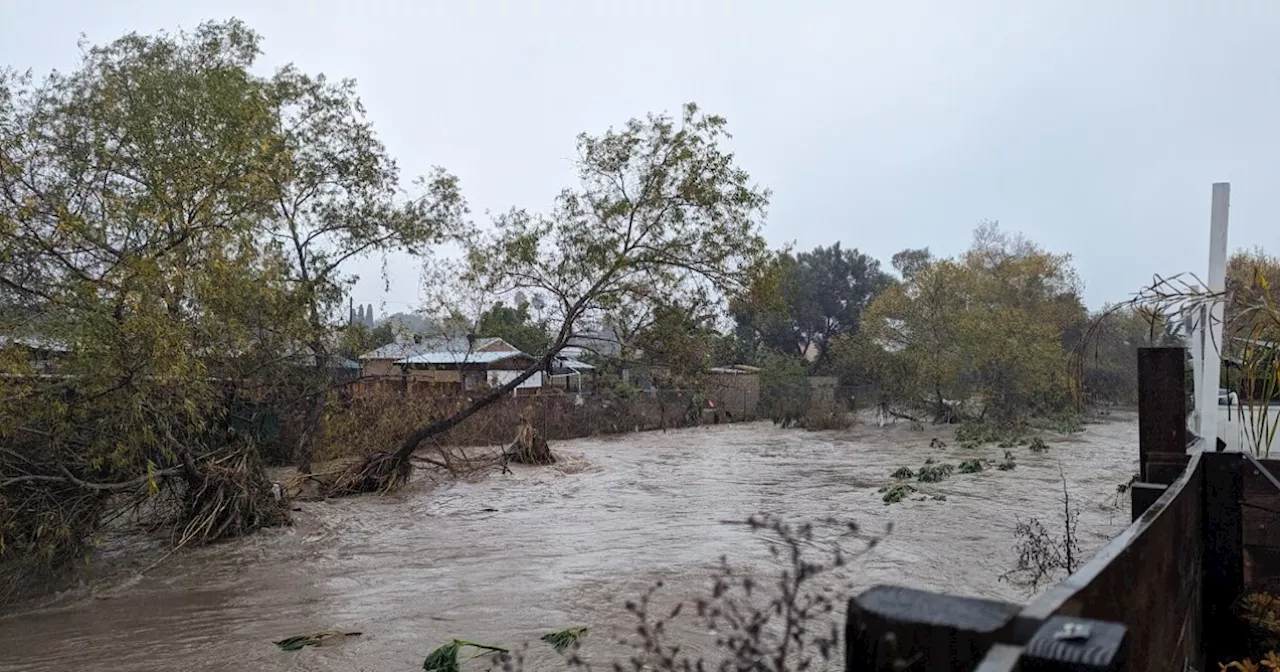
[506,417,555,465]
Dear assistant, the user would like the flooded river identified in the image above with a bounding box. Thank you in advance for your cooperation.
[0,417,1138,671]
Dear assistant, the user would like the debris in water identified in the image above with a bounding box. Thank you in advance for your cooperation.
[423,639,509,672]
[273,631,362,651]
[541,626,589,653]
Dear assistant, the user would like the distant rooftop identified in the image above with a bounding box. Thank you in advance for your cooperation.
[361,336,505,361]
[396,350,529,366]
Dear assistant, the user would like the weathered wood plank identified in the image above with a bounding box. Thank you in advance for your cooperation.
[1013,453,1204,672]
[1244,544,1280,590]
[1203,451,1245,664]
[1144,453,1190,486]
[1242,458,1280,497]
[1020,615,1128,671]
[1130,482,1167,522]
[1242,499,1280,547]
[846,586,1020,671]
[1137,347,1187,481]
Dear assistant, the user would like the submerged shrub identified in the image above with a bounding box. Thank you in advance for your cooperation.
[958,459,984,474]
[917,463,954,483]
[880,484,916,504]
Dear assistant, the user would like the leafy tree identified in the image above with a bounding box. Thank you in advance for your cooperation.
[633,300,718,382]
[1076,305,1173,404]
[0,20,299,595]
[731,244,893,371]
[393,103,770,469]
[259,54,464,472]
[338,321,396,360]
[0,20,462,594]
[758,352,812,426]
[476,300,551,355]
[860,223,1084,422]
[891,247,933,281]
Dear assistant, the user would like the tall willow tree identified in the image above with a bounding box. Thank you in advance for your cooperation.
[859,223,1084,422]
[388,104,770,472]
[0,20,460,599]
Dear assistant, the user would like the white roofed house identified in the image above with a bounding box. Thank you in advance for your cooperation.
[357,335,542,396]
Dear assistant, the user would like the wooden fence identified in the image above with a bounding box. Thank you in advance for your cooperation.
[845,346,1271,670]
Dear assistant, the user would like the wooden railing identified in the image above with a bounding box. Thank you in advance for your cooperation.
[845,347,1257,671]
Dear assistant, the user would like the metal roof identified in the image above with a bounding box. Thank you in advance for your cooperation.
[553,357,595,371]
[395,350,530,366]
[361,336,505,360]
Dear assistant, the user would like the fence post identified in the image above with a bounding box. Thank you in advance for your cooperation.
[1137,347,1189,484]
[845,586,1020,671]
[1202,451,1244,664]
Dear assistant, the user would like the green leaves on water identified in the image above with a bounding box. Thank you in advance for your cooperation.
[419,628,585,670]
[541,626,588,653]
[273,631,362,651]
[423,639,509,672]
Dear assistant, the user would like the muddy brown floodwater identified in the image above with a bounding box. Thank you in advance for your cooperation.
[0,416,1139,672]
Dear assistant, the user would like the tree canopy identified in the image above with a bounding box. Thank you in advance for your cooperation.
[396,103,770,463]
[730,243,893,372]
[476,299,551,356]
[0,20,462,596]
[855,223,1085,422]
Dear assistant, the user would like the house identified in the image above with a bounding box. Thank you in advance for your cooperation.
[0,334,70,374]
[548,355,596,392]
[358,336,542,395]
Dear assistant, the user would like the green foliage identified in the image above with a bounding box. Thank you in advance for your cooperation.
[880,484,916,504]
[861,223,1084,422]
[633,301,718,381]
[476,300,551,355]
[1076,305,1177,405]
[758,352,812,427]
[338,321,395,360]
[891,467,914,480]
[998,450,1017,470]
[541,627,588,653]
[274,631,362,651]
[1029,437,1050,453]
[916,463,953,483]
[0,19,461,597]
[958,459,985,474]
[730,243,894,372]
[398,102,770,463]
[422,640,508,672]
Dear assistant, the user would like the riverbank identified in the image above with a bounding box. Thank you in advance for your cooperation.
[0,416,1138,671]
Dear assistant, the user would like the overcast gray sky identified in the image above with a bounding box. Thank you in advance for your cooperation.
[3,1,1278,311]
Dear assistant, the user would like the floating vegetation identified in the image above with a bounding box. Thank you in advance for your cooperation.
[423,640,509,672]
[1029,437,1050,453]
[879,484,916,504]
[890,467,914,480]
[916,463,954,483]
[931,494,947,502]
[997,450,1017,471]
[958,459,984,474]
[274,631,362,651]
[929,438,947,448]
[925,457,936,464]
[541,627,589,653]
[955,424,998,447]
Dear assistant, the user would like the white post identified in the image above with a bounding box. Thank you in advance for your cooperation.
[1196,182,1230,452]
[1189,307,1203,435]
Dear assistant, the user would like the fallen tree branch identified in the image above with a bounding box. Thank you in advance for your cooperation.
[0,465,185,492]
